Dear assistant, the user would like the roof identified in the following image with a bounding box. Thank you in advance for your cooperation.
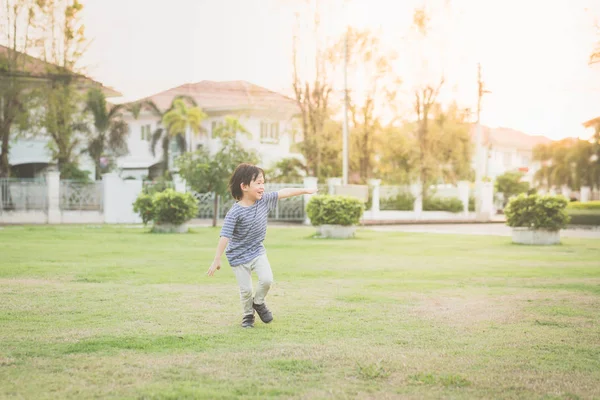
[132,80,299,115]
[0,44,121,97]
[582,116,600,128]
[470,125,553,151]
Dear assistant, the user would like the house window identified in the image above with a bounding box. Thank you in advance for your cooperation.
[211,121,224,138]
[141,124,152,141]
[260,121,279,143]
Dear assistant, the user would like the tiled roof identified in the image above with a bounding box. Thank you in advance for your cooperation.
[470,125,553,151]
[132,80,299,115]
[0,45,121,97]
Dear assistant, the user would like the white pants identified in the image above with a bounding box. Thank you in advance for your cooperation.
[232,254,273,316]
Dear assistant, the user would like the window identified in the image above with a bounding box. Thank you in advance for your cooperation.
[141,124,152,141]
[211,121,224,138]
[260,121,279,143]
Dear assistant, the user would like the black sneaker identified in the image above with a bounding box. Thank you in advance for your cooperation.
[253,302,273,323]
[241,313,255,328]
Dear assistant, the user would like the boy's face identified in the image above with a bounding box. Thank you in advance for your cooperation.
[242,173,265,201]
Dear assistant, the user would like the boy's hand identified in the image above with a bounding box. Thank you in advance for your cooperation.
[305,188,318,195]
[207,259,221,276]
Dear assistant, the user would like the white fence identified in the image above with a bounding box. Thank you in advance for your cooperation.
[1,173,500,225]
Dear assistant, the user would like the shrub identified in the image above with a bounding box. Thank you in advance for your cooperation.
[380,192,415,211]
[567,210,600,226]
[423,197,463,213]
[504,194,570,231]
[133,189,198,226]
[306,195,364,226]
[567,201,600,210]
[132,193,154,225]
[495,171,529,206]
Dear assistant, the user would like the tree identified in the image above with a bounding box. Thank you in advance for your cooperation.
[267,157,306,183]
[495,171,529,206]
[291,5,335,179]
[37,0,90,178]
[162,98,207,153]
[0,0,42,177]
[83,88,129,180]
[142,96,205,175]
[329,28,396,182]
[176,117,259,227]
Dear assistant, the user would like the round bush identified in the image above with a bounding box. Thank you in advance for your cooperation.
[306,195,364,226]
[132,193,154,225]
[133,189,198,226]
[504,193,570,231]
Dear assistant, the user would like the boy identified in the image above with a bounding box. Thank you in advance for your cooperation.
[206,163,317,328]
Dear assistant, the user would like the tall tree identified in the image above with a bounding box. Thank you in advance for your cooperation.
[83,88,129,180]
[37,0,90,178]
[291,3,335,179]
[162,98,207,153]
[0,0,42,177]
[329,28,396,182]
[140,96,205,175]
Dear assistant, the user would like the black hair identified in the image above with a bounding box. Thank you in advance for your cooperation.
[229,163,265,200]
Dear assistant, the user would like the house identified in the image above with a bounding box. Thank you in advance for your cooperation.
[1,44,122,178]
[470,125,553,184]
[118,81,302,180]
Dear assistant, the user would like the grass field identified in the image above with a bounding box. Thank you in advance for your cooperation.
[1,225,599,399]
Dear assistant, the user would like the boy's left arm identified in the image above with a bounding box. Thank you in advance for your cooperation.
[277,187,318,199]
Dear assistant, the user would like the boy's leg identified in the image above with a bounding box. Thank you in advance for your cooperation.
[252,254,273,305]
[231,264,254,323]
[252,254,274,323]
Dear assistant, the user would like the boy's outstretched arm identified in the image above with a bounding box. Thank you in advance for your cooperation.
[207,236,229,276]
[277,187,318,199]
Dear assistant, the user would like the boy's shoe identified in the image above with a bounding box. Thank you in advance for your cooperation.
[252,302,273,323]
[241,314,255,328]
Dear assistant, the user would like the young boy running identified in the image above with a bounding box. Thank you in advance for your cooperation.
[206,163,317,328]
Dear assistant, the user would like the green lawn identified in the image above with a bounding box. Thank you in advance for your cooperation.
[1,225,599,399]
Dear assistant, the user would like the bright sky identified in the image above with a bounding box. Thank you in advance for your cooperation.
[81,0,600,140]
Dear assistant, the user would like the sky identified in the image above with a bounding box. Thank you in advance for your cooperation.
[79,0,600,141]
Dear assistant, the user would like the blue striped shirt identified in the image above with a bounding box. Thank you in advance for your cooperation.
[220,192,279,266]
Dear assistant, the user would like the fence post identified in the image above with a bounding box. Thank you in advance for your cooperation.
[46,170,61,224]
[327,177,342,195]
[581,186,591,203]
[410,181,423,220]
[173,173,186,193]
[457,181,470,216]
[102,172,120,224]
[368,179,381,215]
[303,177,318,225]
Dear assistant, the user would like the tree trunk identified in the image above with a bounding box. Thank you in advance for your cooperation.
[212,193,219,227]
[0,131,10,178]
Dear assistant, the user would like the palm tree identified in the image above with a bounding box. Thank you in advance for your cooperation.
[141,96,206,174]
[84,89,130,180]
[162,98,207,153]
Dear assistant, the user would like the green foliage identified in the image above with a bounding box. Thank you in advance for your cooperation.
[306,195,364,226]
[495,171,530,206]
[567,210,600,226]
[567,201,600,210]
[469,196,475,212]
[380,192,415,211]
[423,197,463,213]
[267,157,306,183]
[142,174,173,195]
[59,163,91,182]
[132,193,154,225]
[504,194,570,231]
[133,189,198,226]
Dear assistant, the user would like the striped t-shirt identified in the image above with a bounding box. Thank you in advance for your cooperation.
[220,192,279,267]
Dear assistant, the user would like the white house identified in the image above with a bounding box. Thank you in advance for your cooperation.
[3,44,122,178]
[471,125,553,184]
[118,80,302,179]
